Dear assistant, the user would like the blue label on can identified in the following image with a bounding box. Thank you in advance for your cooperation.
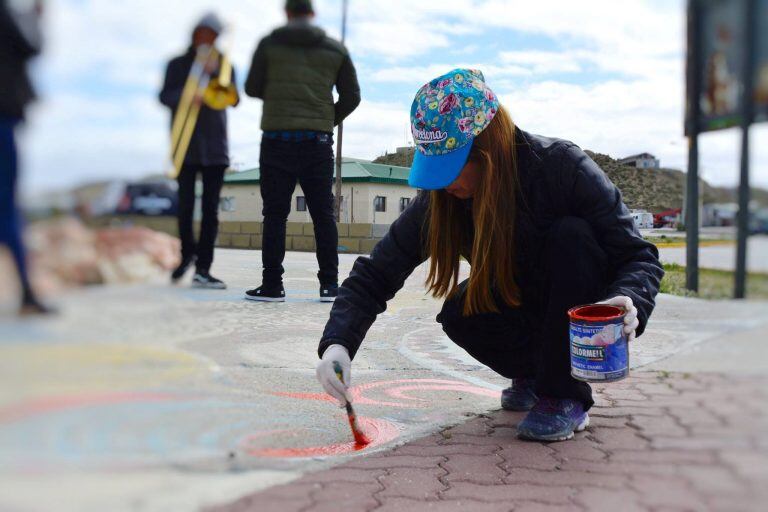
[569,319,628,382]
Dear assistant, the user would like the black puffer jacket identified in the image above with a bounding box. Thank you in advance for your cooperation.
[319,128,665,359]
[159,47,239,167]
[0,1,40,119]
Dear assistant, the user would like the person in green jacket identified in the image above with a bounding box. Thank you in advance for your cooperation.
[244,0,360,303]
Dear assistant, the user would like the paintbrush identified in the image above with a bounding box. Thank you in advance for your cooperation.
[333,361,370,445]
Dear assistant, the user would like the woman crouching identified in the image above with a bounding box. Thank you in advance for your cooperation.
[316,68,664,442]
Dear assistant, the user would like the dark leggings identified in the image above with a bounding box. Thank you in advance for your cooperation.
[436,217,609,410]
[0,116,33,301]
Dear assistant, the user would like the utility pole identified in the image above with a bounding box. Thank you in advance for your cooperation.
[734,0,756,299]
[685,0,702,293]
[334,0,349,222]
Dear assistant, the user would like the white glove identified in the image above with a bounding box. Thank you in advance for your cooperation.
[316,344,352,406]
[599,296,639,342]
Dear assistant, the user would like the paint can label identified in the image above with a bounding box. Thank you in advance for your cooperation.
[568,305,629,382]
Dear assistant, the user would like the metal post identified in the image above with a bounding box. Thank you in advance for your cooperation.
[735,0,757,298]
[686,137,700,292]
[334,0,349,222]
[685,0,702,292]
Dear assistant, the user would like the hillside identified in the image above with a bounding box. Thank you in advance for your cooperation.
[373,149,767,213]
[373,149,414,168]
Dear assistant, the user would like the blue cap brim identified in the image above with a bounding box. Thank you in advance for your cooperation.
[408,142,472,190]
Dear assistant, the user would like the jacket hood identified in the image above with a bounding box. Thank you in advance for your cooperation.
[271,22,326,46]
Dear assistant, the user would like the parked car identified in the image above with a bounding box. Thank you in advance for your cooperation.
[115,181,178,216]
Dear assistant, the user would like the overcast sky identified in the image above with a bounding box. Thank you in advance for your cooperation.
[15,0,768,197]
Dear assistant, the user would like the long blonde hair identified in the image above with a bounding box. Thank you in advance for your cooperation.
[425,105,521,315]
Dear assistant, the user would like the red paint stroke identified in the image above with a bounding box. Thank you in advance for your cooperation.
[0,392,182,424]
[244,416,399,458]
[347,410,370,445]
[273,378,498,408]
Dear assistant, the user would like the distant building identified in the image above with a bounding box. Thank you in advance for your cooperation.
[618,153,660,169]
[220,158,415,225]
[703,203,738,227]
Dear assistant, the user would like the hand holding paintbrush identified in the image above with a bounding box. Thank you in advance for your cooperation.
[316,344,370,445]
[332,360,370,445]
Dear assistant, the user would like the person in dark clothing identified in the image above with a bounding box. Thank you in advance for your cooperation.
[243,0,360,303]
[159,12,239,289]
[0,0,52,316]
[315,69,664,442]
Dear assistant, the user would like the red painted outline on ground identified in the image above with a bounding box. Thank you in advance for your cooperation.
[248,378,498,458]
[243,417,400,458]
[273,378,498,408]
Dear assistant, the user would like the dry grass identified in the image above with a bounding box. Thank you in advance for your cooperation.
[660,263,768,300]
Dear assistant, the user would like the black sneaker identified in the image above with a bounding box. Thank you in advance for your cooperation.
[192,271,227,289]
[19,296,56,316]
[245,285,286,302]
[319,284,338,302]
[171,255,196,283]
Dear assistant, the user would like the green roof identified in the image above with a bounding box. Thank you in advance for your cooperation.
[225,158,411,185]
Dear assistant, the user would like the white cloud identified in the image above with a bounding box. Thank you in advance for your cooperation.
[340,99,413,158]
[498,74,686,171]
[370,63,531,84]
[19,0,286,194]
[499,50,583,74]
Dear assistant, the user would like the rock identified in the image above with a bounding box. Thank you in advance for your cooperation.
[24,217,180,288]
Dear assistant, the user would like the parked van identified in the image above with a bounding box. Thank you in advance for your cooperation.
[631,210,654,230]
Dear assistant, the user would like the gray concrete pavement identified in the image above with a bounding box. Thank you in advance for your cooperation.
[1,249,766,511]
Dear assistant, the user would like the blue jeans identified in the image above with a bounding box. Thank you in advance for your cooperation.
[259,135,338,287]
[0,116,32,297]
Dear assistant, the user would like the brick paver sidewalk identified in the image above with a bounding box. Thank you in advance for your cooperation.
[212,371,768,512]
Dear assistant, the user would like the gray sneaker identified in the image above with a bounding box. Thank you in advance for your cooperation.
[192,271,226,289]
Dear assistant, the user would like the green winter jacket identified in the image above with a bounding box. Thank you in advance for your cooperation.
[245,21,360,132]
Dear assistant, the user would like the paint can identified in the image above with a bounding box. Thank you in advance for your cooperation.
[568,304,629,382]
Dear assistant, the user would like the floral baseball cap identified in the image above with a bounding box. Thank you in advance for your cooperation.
[408,68,499,190]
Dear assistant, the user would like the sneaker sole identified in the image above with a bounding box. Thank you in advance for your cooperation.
[171,273,188,284]
[192,282,227,290]
[517,413,590,442]
[244,295,286,302]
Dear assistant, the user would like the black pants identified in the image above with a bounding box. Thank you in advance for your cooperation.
[436,217,609,410]
[259,136,338,287]
[176,164,226,272]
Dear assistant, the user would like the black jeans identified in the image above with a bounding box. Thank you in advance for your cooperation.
[176,164,226,272]
[436,217,609,410]
[259,136,338,287]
